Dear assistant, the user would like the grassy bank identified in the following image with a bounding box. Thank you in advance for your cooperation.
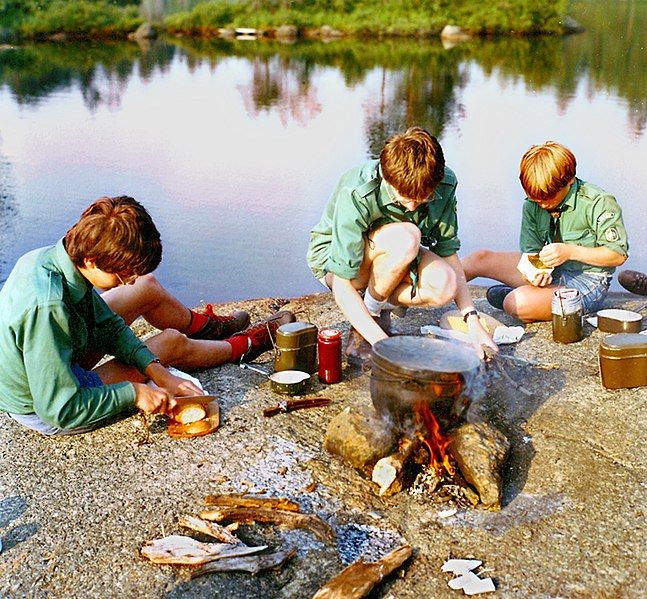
[164,0,569,38]
[1,0,569,41]
[0,0,142,40]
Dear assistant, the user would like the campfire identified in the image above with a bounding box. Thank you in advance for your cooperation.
[325,336,510,510]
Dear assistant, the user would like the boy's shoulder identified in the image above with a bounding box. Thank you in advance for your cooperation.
[439,166,458,188]
[338,160,381,198]
[576,179,615,203]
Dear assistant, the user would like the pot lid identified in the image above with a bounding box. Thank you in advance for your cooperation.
[372,336,479,375]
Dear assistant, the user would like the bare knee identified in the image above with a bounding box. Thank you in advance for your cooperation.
[462,248,494,279]
[148,328,188,363]
[134,273,164,297]
[418,264,457,306]
[373,222,421,265]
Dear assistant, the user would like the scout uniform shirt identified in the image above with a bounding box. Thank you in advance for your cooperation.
[0,239,157,429]
[307,160,460,282]
[519,178,629,275]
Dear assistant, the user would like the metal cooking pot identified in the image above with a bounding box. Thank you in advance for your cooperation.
[370,336,480,431]
[269,370,311,396]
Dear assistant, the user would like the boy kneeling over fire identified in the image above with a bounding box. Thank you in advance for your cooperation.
[0,196,294,436]
[462,141,628,322]
[307,127,497,364]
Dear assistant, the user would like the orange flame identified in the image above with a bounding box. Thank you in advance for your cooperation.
[415,401,455,477]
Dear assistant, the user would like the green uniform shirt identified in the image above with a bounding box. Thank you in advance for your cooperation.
[307,159,460,280]
[520,178,628,275]
[0,239,157,429]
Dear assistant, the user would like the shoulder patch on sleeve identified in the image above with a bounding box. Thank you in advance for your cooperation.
[605,227,620,242]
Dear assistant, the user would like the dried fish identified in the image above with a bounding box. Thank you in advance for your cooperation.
[204,494,301,512]
[140,535,266,565]
[191,546,297,578]
[177,515,240,544]
[200,507,335,544]
[312,545,412,599]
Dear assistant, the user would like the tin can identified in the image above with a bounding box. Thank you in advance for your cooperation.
[599,333,647,390]
[317,328,342,384]
[551,288,583,344]
[273,322,318,374]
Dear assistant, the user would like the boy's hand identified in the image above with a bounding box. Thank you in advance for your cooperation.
[539,243,571,268]
[158,373,203,398]
[466,315,498,359]
[133,383,177,415]
[530,272,553,287]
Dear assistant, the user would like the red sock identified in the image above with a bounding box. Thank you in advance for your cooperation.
[225,335,249,362]
[186,310,209,335]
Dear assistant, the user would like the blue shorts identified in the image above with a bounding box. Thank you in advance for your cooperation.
[552,268,611,314]
[9,364,104,436]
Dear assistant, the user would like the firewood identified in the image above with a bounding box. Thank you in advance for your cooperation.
[177,515,240,544]
[204,494,301,512]
[191,546,297,578]
[371,437,422,496]
[140,535,266,565]
[312,544,412,599]
[200,506,335,544]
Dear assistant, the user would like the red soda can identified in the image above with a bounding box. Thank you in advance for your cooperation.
[317,328,342,384]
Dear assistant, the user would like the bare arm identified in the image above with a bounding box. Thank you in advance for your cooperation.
[443,253,498,357]
[539,244,627,268]
[331,275,388,345]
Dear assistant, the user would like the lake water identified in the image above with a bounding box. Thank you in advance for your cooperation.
[0,0,645,305]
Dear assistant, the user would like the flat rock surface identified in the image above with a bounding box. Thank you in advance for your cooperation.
[1,288,646,598]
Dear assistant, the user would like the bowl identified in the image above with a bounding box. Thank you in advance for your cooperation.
[269,370,310,396]
[597,309,643,333]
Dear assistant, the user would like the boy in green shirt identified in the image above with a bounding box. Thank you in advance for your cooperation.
[462,142,628,322]
[0,196,293,435]
[307,127,496,364]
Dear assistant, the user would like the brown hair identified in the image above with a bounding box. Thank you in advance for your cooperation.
[519,141,577,201]
[380,127,445,201]
[65,196,162,275]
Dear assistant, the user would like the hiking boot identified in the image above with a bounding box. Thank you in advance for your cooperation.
[618,270,647,296]
[486,285,514,310]
[188,306,250,340]
[391,305,408,318]
[232,310,296,362]
[375,310,393,335]
[345,327,373,367]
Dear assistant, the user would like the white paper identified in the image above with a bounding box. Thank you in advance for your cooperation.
[448,571,481,590]
[441,559,482,575]
[586,316,598,327]
[463,577,496,595]
[492,326,524,344]
[147,367,204,392]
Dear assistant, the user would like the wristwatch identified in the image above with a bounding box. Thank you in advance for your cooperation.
[462,309,479,323]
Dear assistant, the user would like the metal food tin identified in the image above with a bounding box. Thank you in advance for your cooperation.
[597,309,643,334]
[599,333,647,390]
[273,321,318,374]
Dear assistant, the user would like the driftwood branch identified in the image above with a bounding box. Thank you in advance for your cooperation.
[372,437,422,496]
[140,535,266,565]
[177,515,240,544]
[200,506,335,544]
[204,494,301,512]
[191,546,297,578]
[313,544,413,599]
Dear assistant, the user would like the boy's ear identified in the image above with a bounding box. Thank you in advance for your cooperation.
[82,257,97,269]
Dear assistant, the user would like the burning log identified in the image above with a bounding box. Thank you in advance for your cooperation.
[371,436,422,497]
[191,546,297,578]
[177,515,240,544]
[449,422,510,510]
[204,494,301,512]
[312,544,412,599]
[200,506,335,544]
[140,535,266,565]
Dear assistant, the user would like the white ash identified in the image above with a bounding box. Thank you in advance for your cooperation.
[334,523,405,566]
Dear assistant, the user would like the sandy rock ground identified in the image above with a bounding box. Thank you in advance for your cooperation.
[1,288,646,598]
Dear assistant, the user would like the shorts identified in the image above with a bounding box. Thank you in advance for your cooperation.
[552,268,611,314]
[8,364,104,436]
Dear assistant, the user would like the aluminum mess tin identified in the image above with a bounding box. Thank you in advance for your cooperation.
[273,321,318,374]
[599,333,647,390]
[596,309,643,334]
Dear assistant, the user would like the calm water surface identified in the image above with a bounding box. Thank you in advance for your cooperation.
[0,0,645,304]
